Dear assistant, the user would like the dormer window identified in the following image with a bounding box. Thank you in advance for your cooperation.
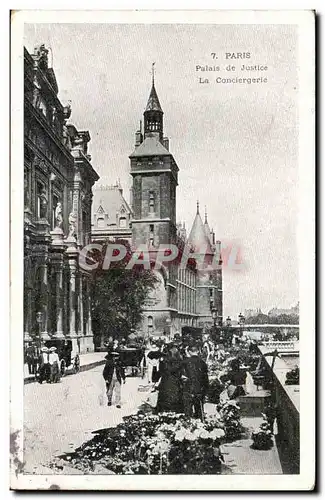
[97,217,105,228]
[120,217,127,228]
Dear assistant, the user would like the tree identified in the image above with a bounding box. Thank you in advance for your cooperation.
[245,313,269,325]
[90,240,158,348]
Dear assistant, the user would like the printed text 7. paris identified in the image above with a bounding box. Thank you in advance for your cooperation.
[211,52,251,59]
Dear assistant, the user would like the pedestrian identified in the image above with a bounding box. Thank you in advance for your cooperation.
[26,342,37,375]
[182,343,209,421]
[227,358,247,398]
[147,342,162,384]
[103,350,126,408]
[49,346,61,383]
[38,346,50,384]
[156,345,184,414]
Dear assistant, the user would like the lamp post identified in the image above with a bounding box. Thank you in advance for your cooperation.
[166,317,171,341]
[211,307,218,343]
[226,316,232,346]
[238,312,245,339]
[36,311,43,353]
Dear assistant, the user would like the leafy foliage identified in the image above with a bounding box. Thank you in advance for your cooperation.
[90,240,158,346]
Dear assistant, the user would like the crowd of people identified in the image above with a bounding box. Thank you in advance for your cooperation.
[102,333,234,420]
[24,342,69,384]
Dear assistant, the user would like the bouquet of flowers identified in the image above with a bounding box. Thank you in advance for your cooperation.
[218,401,244,441]
[60,411,226,475]
[251,422,273,450]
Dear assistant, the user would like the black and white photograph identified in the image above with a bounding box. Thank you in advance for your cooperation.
[10,9,315,491]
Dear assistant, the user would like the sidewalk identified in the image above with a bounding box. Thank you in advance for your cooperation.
[24,351,106,384]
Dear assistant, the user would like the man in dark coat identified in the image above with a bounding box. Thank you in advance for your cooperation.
[182,344,209,420]
[103,350,126,408]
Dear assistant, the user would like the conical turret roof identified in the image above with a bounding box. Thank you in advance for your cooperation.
[187,202,214,255]
[145,83,163,113]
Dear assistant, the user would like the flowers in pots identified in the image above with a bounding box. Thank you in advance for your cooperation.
[251,421,274,450]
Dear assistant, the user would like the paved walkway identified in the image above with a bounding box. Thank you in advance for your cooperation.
[24,364,150,474]
[221,417,282,474]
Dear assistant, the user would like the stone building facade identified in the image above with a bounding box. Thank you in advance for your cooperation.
[24,44,99,353]
[91,76,223,338]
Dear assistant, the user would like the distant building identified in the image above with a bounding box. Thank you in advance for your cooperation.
[91,74,223,337]
[244,308,262,318]
[24,44,99,353]
[268,303,299,318]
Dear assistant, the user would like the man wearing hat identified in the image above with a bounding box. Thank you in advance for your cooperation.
[38,346,50,384]
[49,346,61,383]
[103,349,126,408]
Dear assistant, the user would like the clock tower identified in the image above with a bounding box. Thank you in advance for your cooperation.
[129,71,179,250]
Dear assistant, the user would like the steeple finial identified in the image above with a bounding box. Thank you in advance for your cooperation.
[152,62,155,85]
[197,200,200,214]
[204,205,208,223]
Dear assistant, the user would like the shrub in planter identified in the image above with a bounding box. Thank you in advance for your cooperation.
[251,422,273,450]
[285,366,299,385]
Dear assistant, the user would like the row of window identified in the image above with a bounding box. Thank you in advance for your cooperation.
[178,267,196,288]
[177,282,196,314]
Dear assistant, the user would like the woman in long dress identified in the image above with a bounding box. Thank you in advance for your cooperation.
[156,345,184,414]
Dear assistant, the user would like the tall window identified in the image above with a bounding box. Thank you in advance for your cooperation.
[149,224,154,247]
[52,194,59,229]
[36,181,47,219]
[149,191,155,214]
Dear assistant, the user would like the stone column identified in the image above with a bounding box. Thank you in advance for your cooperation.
[40,259,50,339]
[66,240,78,337]
[86,279,93,336]
[69,267,77,336]
[78,274,84,336]
[55,264,64,337]
[24,286,33,342]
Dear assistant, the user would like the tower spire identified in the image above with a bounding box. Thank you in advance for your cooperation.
[152,62,155,85]
[204,205,208,223]
[197,200,200,214]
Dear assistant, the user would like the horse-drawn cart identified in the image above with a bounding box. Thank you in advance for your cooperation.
[119,347,146,378]
[44,339,80,376]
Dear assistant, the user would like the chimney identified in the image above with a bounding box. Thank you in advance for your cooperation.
[210,229,215,245]
[163,137,169,151]
[135,120,143,147]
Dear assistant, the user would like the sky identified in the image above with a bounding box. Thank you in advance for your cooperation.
[24,23,299,318]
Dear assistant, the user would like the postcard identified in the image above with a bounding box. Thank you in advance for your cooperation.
[10,9,315,490]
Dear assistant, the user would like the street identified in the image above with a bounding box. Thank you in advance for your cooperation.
[23,365,150,474]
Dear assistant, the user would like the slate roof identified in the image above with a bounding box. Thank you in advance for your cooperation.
[145,83,163,113]
[92,184,133,222]
[129,135,171,158]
